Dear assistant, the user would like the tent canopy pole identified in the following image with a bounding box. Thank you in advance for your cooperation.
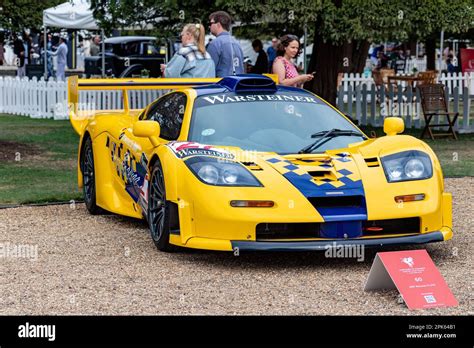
[101,29,105,77]
[439,30,444,72]
[303,23,307,73]
[44,28,48,80]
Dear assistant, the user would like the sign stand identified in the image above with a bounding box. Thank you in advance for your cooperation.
[364,250,458,310]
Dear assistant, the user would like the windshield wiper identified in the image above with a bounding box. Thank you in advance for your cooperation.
[298,128,365,154]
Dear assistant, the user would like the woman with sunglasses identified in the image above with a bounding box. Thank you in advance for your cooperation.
[272,34,314,87]
[161,23,215,78]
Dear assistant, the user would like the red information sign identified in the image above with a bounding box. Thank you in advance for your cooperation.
[364,249,458,310]
[460,48,474,73]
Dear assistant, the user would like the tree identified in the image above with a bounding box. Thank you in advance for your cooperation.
[90,0,220,36]
[89,0,474,105]
[0,0,63,32]
[224,0,474,105]
[412,1,474,71]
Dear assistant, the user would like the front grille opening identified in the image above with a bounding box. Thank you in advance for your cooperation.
[309,195,364,208]
[363,217,420,235]
[256,223,320,240]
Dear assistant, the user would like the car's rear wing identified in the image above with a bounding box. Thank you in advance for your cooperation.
[68,75,278,135]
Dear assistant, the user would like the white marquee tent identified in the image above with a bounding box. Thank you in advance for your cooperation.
[43,0,105,77]
[43,0,99,30]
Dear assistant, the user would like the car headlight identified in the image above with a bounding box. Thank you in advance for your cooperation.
[381,150,433,182]
[185,156,262,187]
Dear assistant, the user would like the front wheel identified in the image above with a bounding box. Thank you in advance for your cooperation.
[148,160,174,252]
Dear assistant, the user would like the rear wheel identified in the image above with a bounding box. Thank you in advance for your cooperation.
[148,160,174,252]
[80,137,103,214]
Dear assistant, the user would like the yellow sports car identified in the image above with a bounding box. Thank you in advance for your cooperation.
[69,74,452,252]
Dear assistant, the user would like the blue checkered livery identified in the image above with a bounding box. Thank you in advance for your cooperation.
[263,154,367,223]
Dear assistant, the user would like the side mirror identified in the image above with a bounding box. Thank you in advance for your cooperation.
[133,120,160,146]
[383,117,404,136]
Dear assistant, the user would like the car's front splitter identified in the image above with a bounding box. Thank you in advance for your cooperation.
[231,231,445,251]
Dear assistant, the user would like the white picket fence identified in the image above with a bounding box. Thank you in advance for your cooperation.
[0,76,169,120]
[340,71,474,96]
[0,73,473,120]
[406,58,426,73]
[0,76,68,119]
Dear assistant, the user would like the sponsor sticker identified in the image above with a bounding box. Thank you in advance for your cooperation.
[167,141,235,160]
[199,94,319,105]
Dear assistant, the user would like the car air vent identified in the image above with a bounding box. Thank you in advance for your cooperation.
[298,158,320,163]
[307,170,329,177]
[235,79,276,93]
[241,162,263,170]
[219,75,277,93]
[364,157,380,167]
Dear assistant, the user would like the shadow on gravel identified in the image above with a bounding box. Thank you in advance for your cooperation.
[160,243,453,273]
[99,211,456,271]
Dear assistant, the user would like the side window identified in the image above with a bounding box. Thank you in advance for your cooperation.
[123,42,139,55]
[146,92,187,140]
[143,42,159,56]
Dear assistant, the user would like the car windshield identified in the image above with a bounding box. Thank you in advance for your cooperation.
[188,92,365,154]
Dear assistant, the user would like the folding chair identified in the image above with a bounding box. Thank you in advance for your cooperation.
[373,69,398,116]
[416,70,438,86]
[417,84,458,140]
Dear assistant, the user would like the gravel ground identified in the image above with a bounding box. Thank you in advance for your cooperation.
[0,178,472,315]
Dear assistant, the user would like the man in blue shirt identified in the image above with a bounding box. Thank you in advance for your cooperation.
[207,11,244,77]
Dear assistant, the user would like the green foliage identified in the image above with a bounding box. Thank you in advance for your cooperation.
[88,0,473,43]
[223,0,474,43]
[0,0,64,32]
[90,0,221,36]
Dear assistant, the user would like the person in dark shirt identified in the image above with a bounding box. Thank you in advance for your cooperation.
[249,39,269,74]
[447,54,456,73]
[267,37,278,70]
[13,35,26,77]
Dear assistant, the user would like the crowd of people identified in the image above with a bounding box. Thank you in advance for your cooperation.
[1,10,311,84]
[160,10,310,87]
[0,31,104,81]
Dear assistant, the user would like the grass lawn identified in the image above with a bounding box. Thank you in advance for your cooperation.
[0,114,82,204]
[0,113,473,204]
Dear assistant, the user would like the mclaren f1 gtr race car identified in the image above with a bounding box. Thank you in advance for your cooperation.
[68,74,453,252]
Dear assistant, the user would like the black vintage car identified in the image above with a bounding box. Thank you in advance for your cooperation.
[84,36,175,78]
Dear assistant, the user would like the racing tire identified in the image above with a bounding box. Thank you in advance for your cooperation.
[148,160,174,252]
[80,137,104,215]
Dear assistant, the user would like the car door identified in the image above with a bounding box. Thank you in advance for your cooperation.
[117,92,188,207]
